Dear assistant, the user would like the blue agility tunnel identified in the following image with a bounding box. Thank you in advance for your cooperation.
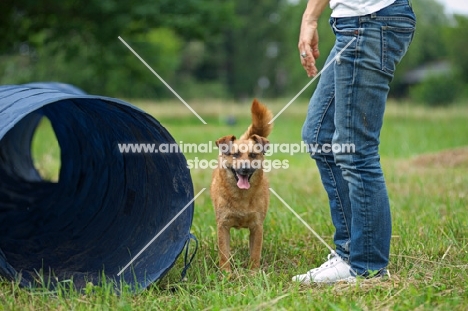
[0,83,195,291]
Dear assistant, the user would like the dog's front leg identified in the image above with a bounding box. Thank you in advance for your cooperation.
[217,225,231,272]
[249,225,263,269]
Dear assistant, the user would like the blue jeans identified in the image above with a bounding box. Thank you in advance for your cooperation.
[301,0,416,276]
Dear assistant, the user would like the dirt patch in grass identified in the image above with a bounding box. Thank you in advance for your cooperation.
[410,147,468,168]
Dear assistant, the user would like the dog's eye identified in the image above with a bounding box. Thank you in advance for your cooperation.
[249,153,257,159]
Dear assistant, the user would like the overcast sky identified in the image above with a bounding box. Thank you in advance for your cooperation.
[285,0,468,15]
[437,0,468,14]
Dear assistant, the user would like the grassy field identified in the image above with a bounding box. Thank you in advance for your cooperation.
[2,99,468,310]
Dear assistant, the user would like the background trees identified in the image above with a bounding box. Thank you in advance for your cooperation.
[0,0,466,104]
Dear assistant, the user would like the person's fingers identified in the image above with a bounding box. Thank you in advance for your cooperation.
[300,56,317,77]
[299,49,318,77]
[300,59,315,77]
[298,27,320,77]
[312,47,320,60]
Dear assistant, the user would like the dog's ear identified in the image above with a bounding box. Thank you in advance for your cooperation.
[250,134,270,154]
[215,135,236,147]
[216,135,236,155]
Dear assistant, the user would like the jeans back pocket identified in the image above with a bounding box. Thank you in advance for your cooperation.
[381,23,415,74]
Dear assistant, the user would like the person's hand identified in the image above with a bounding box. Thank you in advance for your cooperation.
[298,18,320,77]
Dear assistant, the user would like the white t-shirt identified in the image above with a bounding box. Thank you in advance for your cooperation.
[330,0,396,17]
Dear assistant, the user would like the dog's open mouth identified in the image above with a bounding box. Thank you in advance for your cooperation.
[231,168,254,190]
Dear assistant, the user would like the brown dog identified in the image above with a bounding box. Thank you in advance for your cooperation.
[210,99,273,272]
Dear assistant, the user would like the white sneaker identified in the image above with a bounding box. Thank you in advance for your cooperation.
[292,253,353,285]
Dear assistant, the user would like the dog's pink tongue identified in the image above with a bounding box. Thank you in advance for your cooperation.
[236,174,250,189]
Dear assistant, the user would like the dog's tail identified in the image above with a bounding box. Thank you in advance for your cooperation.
[240,99,273,140]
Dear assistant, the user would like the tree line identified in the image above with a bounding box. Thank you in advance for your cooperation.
[1,0,467,104]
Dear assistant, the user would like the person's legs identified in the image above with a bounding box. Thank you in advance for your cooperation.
[331,0,415,276]
[295,0,415,283]
[331,16,391,276]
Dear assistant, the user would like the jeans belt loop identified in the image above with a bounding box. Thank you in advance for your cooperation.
[371,12,377,19]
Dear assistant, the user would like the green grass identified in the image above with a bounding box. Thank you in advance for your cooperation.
[30,117,61,182]
[2,99,468,310]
